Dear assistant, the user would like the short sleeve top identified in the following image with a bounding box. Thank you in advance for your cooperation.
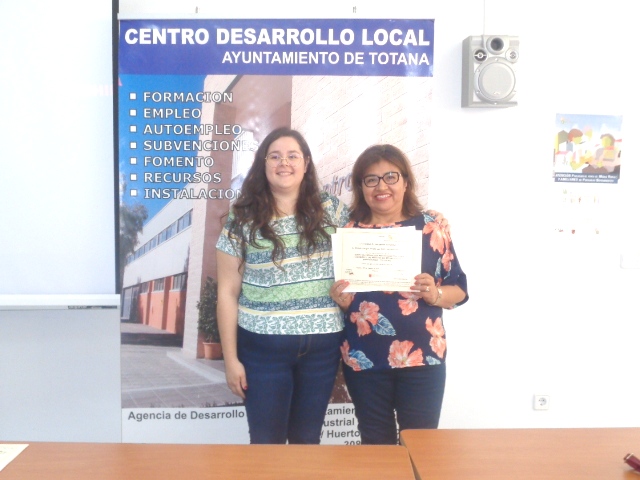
[216,192,350,335]
[341,212,468,371]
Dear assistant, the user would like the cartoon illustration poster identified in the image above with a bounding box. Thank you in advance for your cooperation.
[552,113,622,235]
[553,113,622,184]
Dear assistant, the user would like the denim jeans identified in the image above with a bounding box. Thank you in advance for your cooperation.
[237,327,342,444]
[343,363,446,445]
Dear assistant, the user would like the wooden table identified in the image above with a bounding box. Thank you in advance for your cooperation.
[400,428,640,479]
[0,442,416,480]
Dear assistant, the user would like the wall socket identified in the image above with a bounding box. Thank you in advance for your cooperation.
[533,395,550,410]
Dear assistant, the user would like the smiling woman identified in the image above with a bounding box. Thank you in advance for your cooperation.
[264,136,309,198]
[215,127,350,444]
[330,144,469,445]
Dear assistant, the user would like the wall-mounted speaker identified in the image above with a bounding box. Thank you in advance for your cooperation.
[462,35,519,108]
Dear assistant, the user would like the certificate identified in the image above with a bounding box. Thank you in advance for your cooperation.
[0,444,28,472]
[332,227,422,292]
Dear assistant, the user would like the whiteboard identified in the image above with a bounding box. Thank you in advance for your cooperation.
[0,0,116,295]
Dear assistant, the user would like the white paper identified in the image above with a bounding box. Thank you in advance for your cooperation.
[0,444,28,472]
[332,227,422,292]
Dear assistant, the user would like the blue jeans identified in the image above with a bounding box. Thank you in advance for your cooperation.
[237,327,342,444]
[344,363,446,445]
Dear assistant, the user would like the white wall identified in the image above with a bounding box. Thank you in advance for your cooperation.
[120,0,640,429]
[2,0,636,443]
[428,0,640,429]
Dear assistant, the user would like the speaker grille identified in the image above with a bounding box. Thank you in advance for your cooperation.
[475,59,516,102]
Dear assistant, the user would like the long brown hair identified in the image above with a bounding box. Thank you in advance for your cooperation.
[226,127,333,265]
[349,144,423,223]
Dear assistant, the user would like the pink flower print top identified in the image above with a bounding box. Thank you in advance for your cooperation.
[341,213,468,372]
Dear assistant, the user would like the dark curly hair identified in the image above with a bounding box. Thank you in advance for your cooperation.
[226,127,334,266]
[349,144,423,223]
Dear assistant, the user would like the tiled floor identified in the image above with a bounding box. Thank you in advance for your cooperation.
[120,322,241,409]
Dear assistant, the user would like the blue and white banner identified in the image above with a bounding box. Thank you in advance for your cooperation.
[120,19,434,76]
[118,17,435,444]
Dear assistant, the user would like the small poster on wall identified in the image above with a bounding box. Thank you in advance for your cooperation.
[551,113,623,235]
[553,113,622,184]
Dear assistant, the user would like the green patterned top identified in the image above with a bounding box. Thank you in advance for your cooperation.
[216,192,350,335]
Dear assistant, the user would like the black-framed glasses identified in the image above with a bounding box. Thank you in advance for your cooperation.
[265,152,304,166]
[362,171,402,188]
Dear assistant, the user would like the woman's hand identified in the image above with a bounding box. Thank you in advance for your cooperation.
[224,358,248,400]
[330,279,354,311]
[411,273,440,305]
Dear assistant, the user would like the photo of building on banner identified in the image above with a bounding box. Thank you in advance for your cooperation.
[118,18,434,444]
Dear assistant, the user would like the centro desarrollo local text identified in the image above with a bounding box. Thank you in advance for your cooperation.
[124,27,431,47]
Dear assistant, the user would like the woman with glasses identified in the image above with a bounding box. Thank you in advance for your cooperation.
[330,144,469,445]
[216,127,350,444]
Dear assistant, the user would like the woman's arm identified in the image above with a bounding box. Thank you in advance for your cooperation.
[216,250,247,399]
[411,213,467,308]
[411,275,466,309]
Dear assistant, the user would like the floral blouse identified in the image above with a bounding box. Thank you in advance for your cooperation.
[341,212,468,372]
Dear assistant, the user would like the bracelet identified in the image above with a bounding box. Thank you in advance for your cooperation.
[433,287,443,306]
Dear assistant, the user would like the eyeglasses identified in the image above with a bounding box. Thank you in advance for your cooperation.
[362,171,402,188]
[265,153,304,166]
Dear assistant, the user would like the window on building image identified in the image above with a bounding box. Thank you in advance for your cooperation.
[177,210,192,233]
[153,278,165,292]
[172,273,187,291]
[166,222,177,239]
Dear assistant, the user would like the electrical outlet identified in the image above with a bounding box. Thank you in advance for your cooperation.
[533,395,550,410]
